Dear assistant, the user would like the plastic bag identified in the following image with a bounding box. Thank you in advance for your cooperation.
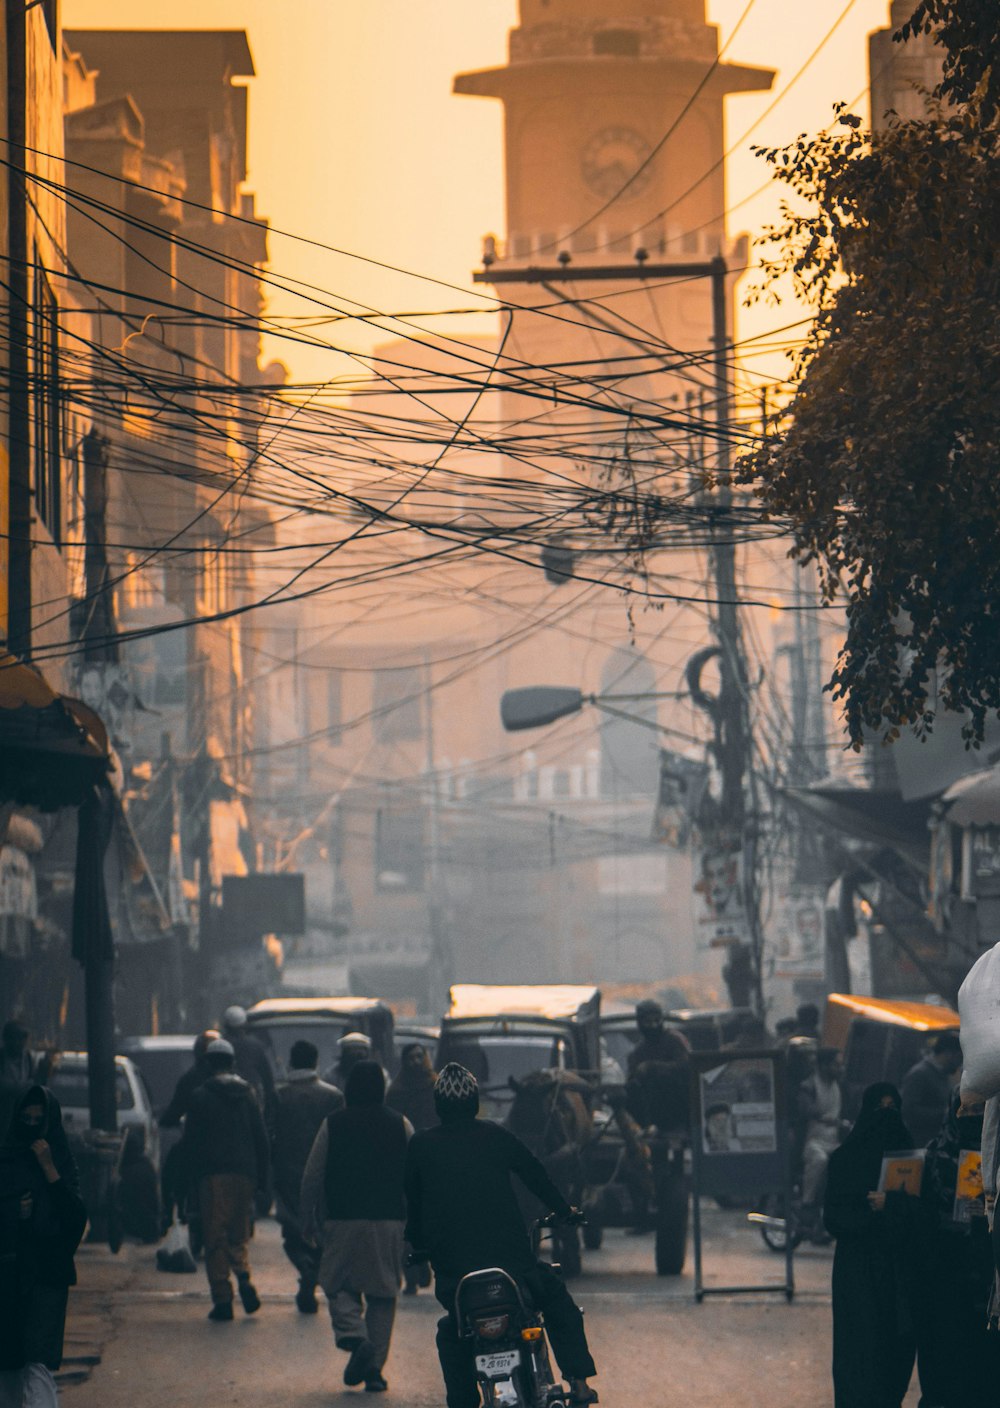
[155,1218,197,1274]
[958,940,1000,1098]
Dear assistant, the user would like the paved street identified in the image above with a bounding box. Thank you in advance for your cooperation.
[63,1206,920,1407]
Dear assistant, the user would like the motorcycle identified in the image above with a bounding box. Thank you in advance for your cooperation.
[451,1212,581,1408]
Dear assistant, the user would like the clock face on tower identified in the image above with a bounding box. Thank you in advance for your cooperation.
[580,126,654,201]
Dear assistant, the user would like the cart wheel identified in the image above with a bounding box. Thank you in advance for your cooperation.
[654,1170,688,1276]
[582,1220,604,1251]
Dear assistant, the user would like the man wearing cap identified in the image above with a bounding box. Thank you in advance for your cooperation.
[330,1031,376,1091]
[221,1005,276,1125]
[180,1038,271,1321]
[405,1063,598,1408]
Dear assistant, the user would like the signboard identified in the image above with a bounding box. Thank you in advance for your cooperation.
[221,873,305,938]
[690,1048,793,1302]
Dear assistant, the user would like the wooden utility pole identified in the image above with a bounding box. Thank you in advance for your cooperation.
[6,0,31,657]
[476,256,762,1009]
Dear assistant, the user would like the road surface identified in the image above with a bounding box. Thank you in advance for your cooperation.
[65,1206,919,1407]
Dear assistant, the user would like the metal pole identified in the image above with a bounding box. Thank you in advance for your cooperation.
[709,258,763,1016]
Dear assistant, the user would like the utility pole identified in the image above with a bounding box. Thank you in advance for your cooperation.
[78,430,119,1133]
[476,255,763,1011]
[6,0,31,657]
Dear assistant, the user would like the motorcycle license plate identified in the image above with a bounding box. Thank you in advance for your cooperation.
[475,1350,521,1377]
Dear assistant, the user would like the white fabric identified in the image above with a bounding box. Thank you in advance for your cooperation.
[983,1094,1000,1226]
[0,1365,60,1408]
[958,941,1000,1099]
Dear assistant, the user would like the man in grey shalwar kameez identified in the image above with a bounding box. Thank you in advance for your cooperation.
[301,1060,411,1393]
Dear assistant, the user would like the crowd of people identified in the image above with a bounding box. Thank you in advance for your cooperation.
[2,993,997,1408]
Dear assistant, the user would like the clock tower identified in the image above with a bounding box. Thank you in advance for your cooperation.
[455,1,773,477]
[455,0,772,266]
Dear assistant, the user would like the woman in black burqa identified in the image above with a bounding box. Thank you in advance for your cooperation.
[824,1082,920,1408]
[0,1084,87,1408]
[914,1089,1000,1406]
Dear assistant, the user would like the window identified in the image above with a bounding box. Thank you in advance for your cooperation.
[33,267,61,541]
[372,666,423,743]
[375,803,425,892]
[593,29,641,58]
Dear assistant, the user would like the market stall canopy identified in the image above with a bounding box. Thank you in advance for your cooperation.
[0,652,112,809]
[941,767,1000,827]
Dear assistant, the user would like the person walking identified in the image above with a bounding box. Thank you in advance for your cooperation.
[900,1033,962,1149]
[271,1040,344,1314]
[824,1083,921,1408]
[914,1091,1000,1406]
[300,1061,409,1393]
[159,1029,221,1130]
[179,1038,270,1322]
[405,1063,598,1408]
[0,1085,86,1408]
[328,1032,375,1091]
[387,1044,437,1296]
[798,1048,844,1222]
[0,1023,39,1143]
[387,1045,437,1132]
[221,1007,276,1124]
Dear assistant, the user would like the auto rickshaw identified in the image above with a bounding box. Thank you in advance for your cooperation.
[822,992,960,1120]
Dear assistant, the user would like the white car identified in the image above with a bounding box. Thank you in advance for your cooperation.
[46,1051,160,1168]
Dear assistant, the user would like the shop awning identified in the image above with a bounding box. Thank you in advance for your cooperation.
[0,652,112,809]
[941,767,1000,827]
[782,784,931,873]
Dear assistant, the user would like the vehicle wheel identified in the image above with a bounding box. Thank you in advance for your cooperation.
[757,1194,803,1254]
[582,1220,603,1251]
[555,1225,582,1280]
[654,1171,688,1276]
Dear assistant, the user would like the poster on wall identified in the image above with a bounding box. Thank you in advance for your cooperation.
[772,892,825,980]
[692,832,749,949]
[699,1057,777,1156]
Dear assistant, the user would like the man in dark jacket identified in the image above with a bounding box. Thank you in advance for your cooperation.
[900,1032,962,1149]
[405,1063,598,1408]
[300,1061,409,1393]
[388,1043,437,1296]
[181,1039,270,1321]
[159,1029,221,1130]
[271,1039,344,1314]
[626,1000,691,1134]
[222,1006,276,1124]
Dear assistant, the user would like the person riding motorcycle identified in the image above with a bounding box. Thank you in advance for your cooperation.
[404,1063,598,1408]
[625,1000,690,1134]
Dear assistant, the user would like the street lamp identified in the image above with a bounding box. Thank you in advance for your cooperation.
[500,685,682,735]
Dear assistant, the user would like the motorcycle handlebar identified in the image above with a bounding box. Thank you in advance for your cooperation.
[537,1208,586,1230]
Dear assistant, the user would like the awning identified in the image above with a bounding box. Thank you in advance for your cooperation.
[0,652,112,809]
[941,767,1000,827]
[782,785,931,873]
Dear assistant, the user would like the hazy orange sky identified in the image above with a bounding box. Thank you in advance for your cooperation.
[63,0,894,383]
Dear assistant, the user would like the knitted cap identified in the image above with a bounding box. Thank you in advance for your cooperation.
[434,1062,479,1121]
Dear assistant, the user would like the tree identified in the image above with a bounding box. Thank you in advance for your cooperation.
[736,1,1000,746]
